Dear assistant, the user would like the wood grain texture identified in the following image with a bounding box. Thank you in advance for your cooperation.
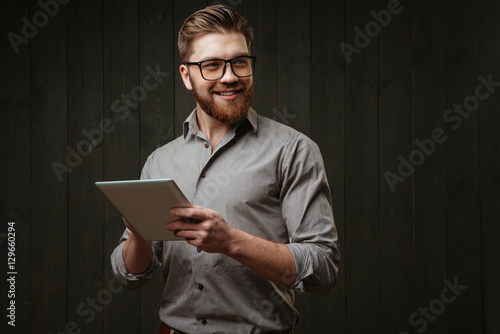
[310,0,346,332]
[479,1,500,333]
[28,0,68,331]
[444,0,483,332]
[377,0,414,332]
[2,1,499,333]
[276,1,312,332]
[2,1,31,333]
[66,0,105,333]
[243,0,277,118]
[413,0,450,330]
[344,0,381,332]
[102,0,141,333]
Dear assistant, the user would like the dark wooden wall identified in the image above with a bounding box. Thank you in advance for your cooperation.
[2,0,499,333]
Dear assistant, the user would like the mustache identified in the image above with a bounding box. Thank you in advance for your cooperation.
[209,82,243,92]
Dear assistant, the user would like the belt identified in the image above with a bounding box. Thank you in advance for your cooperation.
[160,322,186,334]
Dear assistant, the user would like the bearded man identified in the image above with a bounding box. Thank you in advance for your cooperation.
[111,5,340,334]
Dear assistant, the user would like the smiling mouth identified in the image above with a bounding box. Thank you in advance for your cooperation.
[214,89,242,96]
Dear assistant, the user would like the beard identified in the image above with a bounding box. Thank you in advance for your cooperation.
[191,79,254,125]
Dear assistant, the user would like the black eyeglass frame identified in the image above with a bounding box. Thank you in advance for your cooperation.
[183,56,257,81]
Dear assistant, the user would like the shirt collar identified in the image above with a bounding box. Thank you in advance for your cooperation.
[183,107,258,139]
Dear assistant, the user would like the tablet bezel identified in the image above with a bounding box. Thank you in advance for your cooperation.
[95,178,191,241]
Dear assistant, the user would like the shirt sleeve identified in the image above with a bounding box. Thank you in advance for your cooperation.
[110,155,163,290]
[280,133,340,294]
[110,228,162,290]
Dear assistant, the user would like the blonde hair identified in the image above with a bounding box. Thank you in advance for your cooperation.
[178,5,254,63]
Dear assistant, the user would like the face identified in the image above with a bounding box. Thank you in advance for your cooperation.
[180,32,254,125]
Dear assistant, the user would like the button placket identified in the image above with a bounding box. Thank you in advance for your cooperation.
[197,138,211,182]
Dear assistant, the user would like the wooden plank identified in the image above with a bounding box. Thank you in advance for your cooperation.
[444,0,482,332]
[66,0,105,333]
[310,0,346,333]
[102,0,141,333]
[276,1,311,332]
[173,0,205,137]
[2,1,31,333]
[209,0,243,13]
[139,0,175,162]
[377,0,414,333]
[413,0,449,332]
[276,0,310,136]
[479,1,500,332]
[243,0,277,119]
[344,0,381,332]
[28,0,68,331]
[138,0,175,332]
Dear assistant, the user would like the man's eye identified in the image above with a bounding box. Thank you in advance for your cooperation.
[232,58,249,66]
[203,62,221,69]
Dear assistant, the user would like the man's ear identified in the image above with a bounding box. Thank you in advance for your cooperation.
[179,65,193,91]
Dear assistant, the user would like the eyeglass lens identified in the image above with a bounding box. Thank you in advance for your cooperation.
[200,57,254,80]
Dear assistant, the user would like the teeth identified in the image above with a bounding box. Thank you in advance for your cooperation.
[217,91,237,96]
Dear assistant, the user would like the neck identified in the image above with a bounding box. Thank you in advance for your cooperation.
[196,107,234,150]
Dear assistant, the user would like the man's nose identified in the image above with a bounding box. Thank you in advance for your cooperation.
[219,63,238,83]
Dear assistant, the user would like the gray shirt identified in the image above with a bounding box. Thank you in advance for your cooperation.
[111,108,340,334]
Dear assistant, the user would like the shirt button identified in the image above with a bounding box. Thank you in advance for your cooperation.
[201,173,206,178]
[204,142,209,148]
[202,319,207,325]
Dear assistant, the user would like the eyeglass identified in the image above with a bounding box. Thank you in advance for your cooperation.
[184,56,257,81]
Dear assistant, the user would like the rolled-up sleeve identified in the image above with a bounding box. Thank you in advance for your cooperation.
[110,228,162,290]
[281,134,340,294]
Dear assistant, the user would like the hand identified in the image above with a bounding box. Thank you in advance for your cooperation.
[168,206,236,254]
[169,207,297,287]
[122,217,152,274]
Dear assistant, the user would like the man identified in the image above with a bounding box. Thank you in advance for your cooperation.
[111,5,340,334]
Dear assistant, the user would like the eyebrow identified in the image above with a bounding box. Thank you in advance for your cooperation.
[198,52,251,62]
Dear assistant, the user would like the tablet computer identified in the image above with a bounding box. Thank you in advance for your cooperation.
[95,178,192,241]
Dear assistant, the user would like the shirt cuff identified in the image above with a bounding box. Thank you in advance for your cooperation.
[285,243,314,293]
[111,241,160,290]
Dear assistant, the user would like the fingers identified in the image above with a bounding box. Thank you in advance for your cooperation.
[173,228,205,240]
[170,206,213,221]
[168,206,230,254]
[167,220,200,233]
[168,206,219,233]
[170,225,206,252]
